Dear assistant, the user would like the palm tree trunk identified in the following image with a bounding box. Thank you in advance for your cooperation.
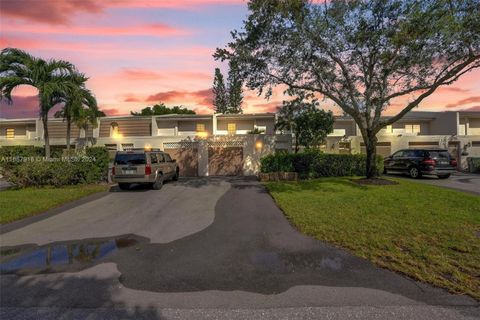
[66,117,71,151]
[42,115,51,158]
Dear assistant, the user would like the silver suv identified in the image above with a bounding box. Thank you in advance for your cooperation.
[112,149,179,190]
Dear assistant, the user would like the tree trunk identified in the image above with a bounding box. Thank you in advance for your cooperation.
[66,118,71,151]
[294,134,299,153]
[364,134,378,179]
[42,115,51,159]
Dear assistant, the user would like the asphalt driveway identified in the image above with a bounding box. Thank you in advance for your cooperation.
[386,172,480,195]
[0,177,478,319]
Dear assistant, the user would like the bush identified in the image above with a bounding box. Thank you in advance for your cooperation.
[467,157,480,173]
[1,146,110,187]
[260,150,383,178]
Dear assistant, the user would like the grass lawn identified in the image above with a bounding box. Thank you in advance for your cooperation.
[0,184,109,224]
[266,177,480,300]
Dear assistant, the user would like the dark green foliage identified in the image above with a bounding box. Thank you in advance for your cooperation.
[261,150,383,178]
[131,103,195,116]
[0,146,110,187]
[227,60,243,114]
[213,68,229,113]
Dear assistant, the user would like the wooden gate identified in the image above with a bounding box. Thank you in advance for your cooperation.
[164,142,199,177]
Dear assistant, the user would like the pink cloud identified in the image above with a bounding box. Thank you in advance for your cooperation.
[2,23,189,38]
[0,95,63,118]
[0,0,103,25]
[146,89,213,106]
[120,69,164,81]
[446,96,480,108]
[100,107,125,116]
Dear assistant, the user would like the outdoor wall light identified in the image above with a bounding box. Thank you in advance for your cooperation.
[197,131,209,139]
[255,140,263,150]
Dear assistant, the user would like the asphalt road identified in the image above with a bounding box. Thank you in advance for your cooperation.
[0,177,478,320]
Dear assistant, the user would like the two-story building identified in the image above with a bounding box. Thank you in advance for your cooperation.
[2,110,480,174]
[0,113,291,176]
[325,111,480,170]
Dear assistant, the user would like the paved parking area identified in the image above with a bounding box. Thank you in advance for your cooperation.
[387,172,480,195]
[0,177,478,319]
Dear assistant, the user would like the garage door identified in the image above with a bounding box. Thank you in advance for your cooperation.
[360,142,392,157]
[164,142,199,177]
[208,147,243,176]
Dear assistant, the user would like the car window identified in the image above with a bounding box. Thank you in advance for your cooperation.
[150,153,158,163]
[427,150,450,159]
[157,153,165,162]
[115,153,146,165]
[392,151,404,158]
[414,150,425,157]
[164,153,172,162]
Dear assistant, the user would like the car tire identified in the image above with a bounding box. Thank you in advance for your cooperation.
[152,175,163,190]
[172,168,179,181]
[409,166,421,179]
[118,183,130,190]
[438,174,451,179]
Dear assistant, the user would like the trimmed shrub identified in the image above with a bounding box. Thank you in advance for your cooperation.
[1,146,110,187]
[260,150,383,178]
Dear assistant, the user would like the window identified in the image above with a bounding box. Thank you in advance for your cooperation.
[150,153,158,163]
[5,128,14,138]
[157,153,165,162]
[110,122,119,137]
[114,154,146,165]
[164,153,172,162]
[121,143,134,151]
[405,124,421,134]
[385,125,393,133]
[227,123,236,135]
[196,123,205,132]
[105,144,117,151]
[392,150,405,158]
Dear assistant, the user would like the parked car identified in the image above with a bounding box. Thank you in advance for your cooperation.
[112,148,179,190]
[383,149,457,179]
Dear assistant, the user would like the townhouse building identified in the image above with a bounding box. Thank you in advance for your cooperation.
[1,111,479,175]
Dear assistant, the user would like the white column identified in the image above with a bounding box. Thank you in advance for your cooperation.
[197,139,209,176]
[212,114,217,135]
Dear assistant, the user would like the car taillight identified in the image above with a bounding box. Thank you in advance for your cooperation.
[422,158,435,166]
[112,166,115,175]
[145,165,152,175]
[450,159,457,167]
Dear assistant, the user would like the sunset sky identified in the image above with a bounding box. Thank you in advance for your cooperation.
[0,0,479,119]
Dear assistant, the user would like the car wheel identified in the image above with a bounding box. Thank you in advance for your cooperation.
[172,168,179,181]
[438,174,451,179]
[152,175,163,190]
[118,183,130,190]
[409,166,421,179]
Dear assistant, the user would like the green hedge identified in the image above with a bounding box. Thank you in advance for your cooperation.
[0,146,110,187]
[260,150,383,178]
[0,145,65,158]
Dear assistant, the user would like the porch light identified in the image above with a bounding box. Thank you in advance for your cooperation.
[255,140,263,150]
[197,131,209,138]
[144,144,152,151]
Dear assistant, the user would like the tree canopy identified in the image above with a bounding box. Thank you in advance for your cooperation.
[276,98,334,152]
[216,0,480,177]
[213,68,229,113]
[130,103,195,116]
[212,63,244,114]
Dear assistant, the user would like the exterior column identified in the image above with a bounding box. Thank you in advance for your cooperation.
[212,114,217,135]
[198,139,209,176]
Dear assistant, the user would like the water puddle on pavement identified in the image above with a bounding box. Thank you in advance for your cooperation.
[0,237,138,275]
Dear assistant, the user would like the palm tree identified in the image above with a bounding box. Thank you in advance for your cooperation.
[54,72,97,150]
[73,102,101,148]
[0,48,77,158]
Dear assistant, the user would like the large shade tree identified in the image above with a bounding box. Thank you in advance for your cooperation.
[0,48,77,158]
[54,72,97,150]
[216,0,480,178]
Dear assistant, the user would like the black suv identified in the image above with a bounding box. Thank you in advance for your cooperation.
[383,149,457,179]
